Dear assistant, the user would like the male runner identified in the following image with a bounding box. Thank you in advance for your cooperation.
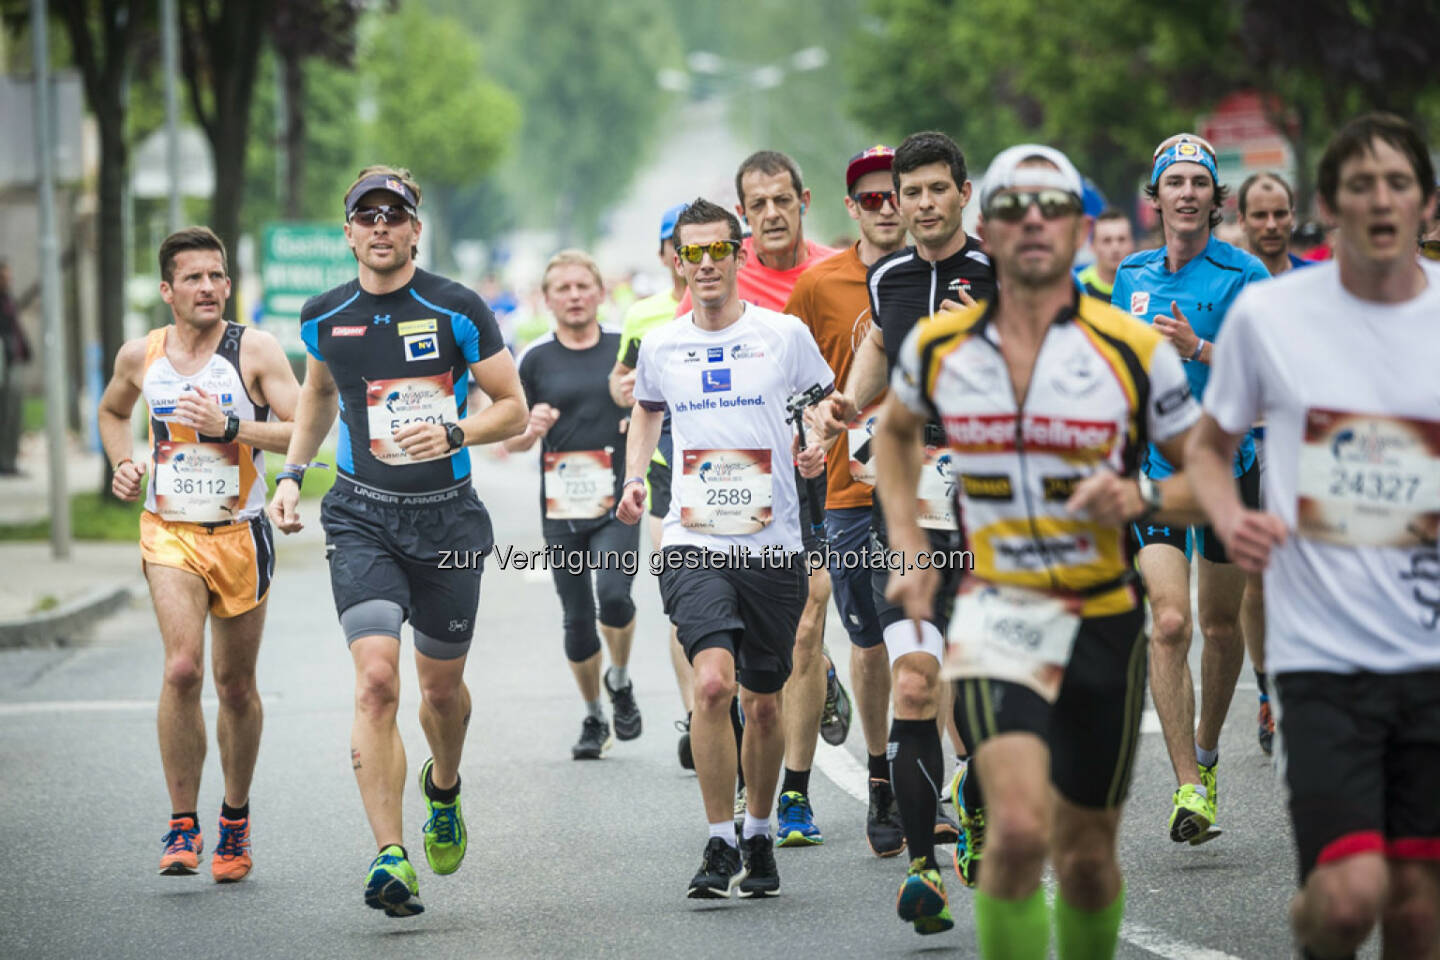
[1188,112,1440,960]
[815,131,994,914]
[882,144,1202,955]
[1110,134,1269,844]
[510,249,640,759]
[268,166,527,917]
[779,145,906,853]
[618,198,831,900]
[1077,210,1135,301]
[609,204,695,768]
[98,226,299,883]
[1236,170,1309,754]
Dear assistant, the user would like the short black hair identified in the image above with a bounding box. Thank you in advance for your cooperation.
[159,227,228,284]
[1317,112,1436,211]
[672,198,742,247]
[892,131,967,193]
[735,151,803,208]
[1238,172,1295,217]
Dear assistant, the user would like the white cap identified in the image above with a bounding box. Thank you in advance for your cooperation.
[979,144,1085,210]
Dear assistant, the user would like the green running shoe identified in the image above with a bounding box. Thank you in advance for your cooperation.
[896,857,954,935]
[364,845,424,917]
[1199,759,1218,816]
[1168,782,1220,845]
[418,757,467,875]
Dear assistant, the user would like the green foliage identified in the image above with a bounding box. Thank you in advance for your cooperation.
[0,493,143,542]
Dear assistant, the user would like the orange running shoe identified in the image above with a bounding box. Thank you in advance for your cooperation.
[211,815,252,883]
[159,816,204,875]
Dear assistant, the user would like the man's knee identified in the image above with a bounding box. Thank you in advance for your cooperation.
[355,661,401,720]
[988,803,1051,876]
[694,662,737,712]
[1197,612,1240,647]
[1150,605,1191,648]
[211,670,257,712]
[1303,861,1388,949]
[163,651,205,696]
[418,674,465,714]
[1052,827,1119,891]
[597,594,635,630]
[892,659,938,716]
[1383,865,1440,953]
[740,692,781,733]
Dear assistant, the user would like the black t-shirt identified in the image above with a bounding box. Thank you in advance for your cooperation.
[867,234,997,374]
[517,329,628,537]
[301,268,505,494]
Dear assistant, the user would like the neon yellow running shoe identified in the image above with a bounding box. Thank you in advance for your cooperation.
[418,757,467,875]
[1199,760,1218,816]
[1168,782,1220,845]
[896,857,954,935]
[364,845,424,917]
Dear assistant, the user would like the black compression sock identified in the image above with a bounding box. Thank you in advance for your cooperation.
[868,752,889,782]
[220,800,249,821]
[781,767,810,796]
[425,765,461,804]
[962,760,983,810]
[172,811,198,824]
[888,718,943,869]
[1255,670,1269,698]
[731,695,745,786]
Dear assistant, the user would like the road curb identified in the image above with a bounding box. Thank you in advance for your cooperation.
[0,581,142,648]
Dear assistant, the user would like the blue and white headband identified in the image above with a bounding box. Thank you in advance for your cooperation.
[1150,136,1218,186]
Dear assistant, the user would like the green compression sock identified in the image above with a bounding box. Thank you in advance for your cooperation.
[1055,885,1125,960]
[974,886,1049,960]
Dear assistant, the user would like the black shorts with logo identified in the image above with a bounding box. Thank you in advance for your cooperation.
[1276,669,1440,881]
[321,476,494,651]
[870,524,969,633]
[1133,459,1260,562]
[955,608,1148,809]
[657,546,807,694]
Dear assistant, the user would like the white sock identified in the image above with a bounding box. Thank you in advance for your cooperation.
[742,812,770,840]
[608,664,629,688]
[1195,744,1219,767]
[586,699,605,720]
[709,821,737,848]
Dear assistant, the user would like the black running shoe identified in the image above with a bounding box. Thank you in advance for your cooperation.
[605,669,642,741]
[933,807,960,845]
[819,650,852,746]
[688,837,744,899]
[867,779,905,857]
[572,715,612,760]
[675,715,694,770]
[738,834,780,898]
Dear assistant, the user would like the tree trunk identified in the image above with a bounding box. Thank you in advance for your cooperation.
[281,49,305,218]
[96,105,128,498]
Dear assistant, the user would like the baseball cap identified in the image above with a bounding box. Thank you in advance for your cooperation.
[846,145,895,191]
[659,203,689,244]
[979,144,1085,210]
[344,174,420,218]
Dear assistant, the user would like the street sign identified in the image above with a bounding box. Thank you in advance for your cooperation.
[260,222,354,355]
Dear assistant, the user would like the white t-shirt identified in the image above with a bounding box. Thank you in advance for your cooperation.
[633,302,835,555]
[1206,261,1440,674]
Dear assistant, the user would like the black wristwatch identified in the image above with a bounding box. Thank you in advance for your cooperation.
[443,422,464,451]
[222,413,240,442]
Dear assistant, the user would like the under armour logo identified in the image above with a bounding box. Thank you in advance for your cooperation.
[1194,303,1213,313]
[373,314,392,325]
[1146,525,1171,537]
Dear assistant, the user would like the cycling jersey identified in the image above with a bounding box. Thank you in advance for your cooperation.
[1110,235,1267,478]
[892,292,1200,617]
[300,268,505,493]
[868,235,996,373]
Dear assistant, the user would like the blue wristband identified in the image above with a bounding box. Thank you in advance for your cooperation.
[624,476,647,488]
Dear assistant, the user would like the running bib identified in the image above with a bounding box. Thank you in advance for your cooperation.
[543,449,616,520]
[942,579,1082,703]
[680,449,773,535]
[1297,408,1440,548]
[918,445,959,531]
[365,373,460,466]
[848,403,881,486]
[152,441,241,523]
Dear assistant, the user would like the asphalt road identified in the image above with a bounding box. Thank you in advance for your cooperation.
[0,452,1373,959]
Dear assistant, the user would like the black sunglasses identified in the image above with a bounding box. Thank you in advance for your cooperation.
[349,205,414,227]
[984,189,1083,223]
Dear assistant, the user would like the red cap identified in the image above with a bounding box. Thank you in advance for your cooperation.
[846,145,895,191]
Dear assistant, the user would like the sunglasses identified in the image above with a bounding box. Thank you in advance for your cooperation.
[984,189,1083,223]
[677,240,742,264]
[349,205,413,227]
[851,191,896,212]
[1421,240,1440,261]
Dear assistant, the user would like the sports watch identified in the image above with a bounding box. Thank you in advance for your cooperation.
[443,422,465,451]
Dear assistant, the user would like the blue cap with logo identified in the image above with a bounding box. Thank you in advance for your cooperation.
[659,203,689,244]
[344,173,420,218]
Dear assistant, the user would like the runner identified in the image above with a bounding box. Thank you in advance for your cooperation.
[618,198,832,899]
[510,249,640,759]
[1187,112,1440,960]
[97,226,299,883]
[1109,134,1269,845]
[268,166,527,917]
[780,145,906,853]
[1077,210,1135,301]
[609,203,694,768]
[1236,170,1310,755]
[881,143,1202,956]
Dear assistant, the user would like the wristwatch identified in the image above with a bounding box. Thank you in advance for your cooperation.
[1135,474,1164,520]
[222,413,240,442]
[443,422,465,451]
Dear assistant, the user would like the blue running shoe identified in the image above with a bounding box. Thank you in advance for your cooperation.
[896,858,954,934]
[776,791,823,847]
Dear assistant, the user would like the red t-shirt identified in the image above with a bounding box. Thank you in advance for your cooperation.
[676,237,839,314]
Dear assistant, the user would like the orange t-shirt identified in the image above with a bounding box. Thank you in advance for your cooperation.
[677,236,839,314]
[783,243,879,510]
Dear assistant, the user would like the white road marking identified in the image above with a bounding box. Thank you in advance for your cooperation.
[1119,921,1247,960]
[0,696,276,717]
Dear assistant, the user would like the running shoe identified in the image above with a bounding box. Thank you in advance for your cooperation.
[819,650,852,746]
[1168,783,1220,845]
[1199,760,1219,817]
[364,845,424,917]
[896,857,954,934]
[739,833,780,898]
[953,765,985,888]
[418,757,466,875]
[688,837,744,899]
[676,715,694,770]
[1257,696,1274,756]
[866,779,905,857]
[211,814,252,883]
[776,791,823,847]
[605,669,642,741]
[933,807,960,845]
[572,715,612,760]
[158,816,203,875]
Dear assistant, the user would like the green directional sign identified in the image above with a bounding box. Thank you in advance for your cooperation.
[260,222,355,356]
